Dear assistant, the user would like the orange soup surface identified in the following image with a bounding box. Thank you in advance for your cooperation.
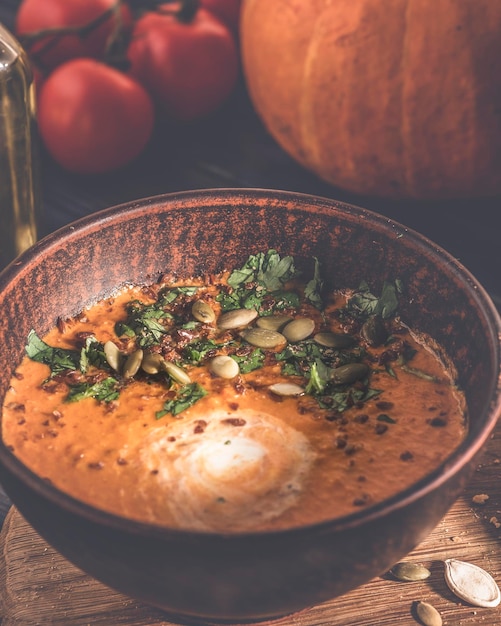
[1,252,467,532]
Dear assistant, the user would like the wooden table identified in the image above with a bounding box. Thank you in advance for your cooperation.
[1,1,501,623]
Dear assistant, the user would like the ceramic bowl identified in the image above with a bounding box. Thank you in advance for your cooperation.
[0,189,499,623]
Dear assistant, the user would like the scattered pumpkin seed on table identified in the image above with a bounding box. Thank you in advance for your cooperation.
[444,558,501,608]
[390,561,431,582]
[414,600,442,626]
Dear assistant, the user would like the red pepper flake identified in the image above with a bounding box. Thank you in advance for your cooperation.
[116,457,128,465]
[344,444,360,456]
[88,461,104,470]
[228,402,239,411]
[400,451,414,462]
[56,316,70,333]
[193,419,208,434]
[167,436,176,442]
[376,401,394,411]
[221,418,246,427]
[335,436,348,449]
[354,414,369,424]
[428,416,447,427]
[6,402,25,412]
[375,423,388,435]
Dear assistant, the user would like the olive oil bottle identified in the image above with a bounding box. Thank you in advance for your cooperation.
[0,22,40,268]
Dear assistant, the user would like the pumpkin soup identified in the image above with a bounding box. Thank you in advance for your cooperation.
[1,251,467,532]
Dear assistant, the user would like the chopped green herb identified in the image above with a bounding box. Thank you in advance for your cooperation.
[115,300,174,347]
[347,280,401,320]
[304,257,324,309]
[66,376,120,403]
[25,330,80,376]
[231,348,265,374]
[156,382,208,418]
[79,336,108,373]
[227,249,298,291]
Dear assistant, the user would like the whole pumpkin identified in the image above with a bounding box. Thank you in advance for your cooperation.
[240,0,501,199]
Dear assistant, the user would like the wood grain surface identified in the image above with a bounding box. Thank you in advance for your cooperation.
[1,420,501,626]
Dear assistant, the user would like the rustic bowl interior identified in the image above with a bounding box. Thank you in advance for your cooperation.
[0,188,499,622]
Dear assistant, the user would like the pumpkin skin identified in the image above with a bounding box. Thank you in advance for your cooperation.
[240,0,501,199]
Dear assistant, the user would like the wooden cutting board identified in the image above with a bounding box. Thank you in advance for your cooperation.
[1,422,501,626]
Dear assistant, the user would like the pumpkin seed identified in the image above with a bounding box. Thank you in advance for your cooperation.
[256,314,292,331]
[390,562,431,582]
[240,327,287,349]
[314,331,355,349]
[161,361,192,385]
[268,382,305,397]
[123,349,143,379]
[210,355,240,379]
[331,362,369,385]
[103,340,123,373]
[415,601,442,626]
[141,352,165,375]
[218,308,258,330]
[444,558,501,608]
[192,300,216,324]
[282,318,315,342]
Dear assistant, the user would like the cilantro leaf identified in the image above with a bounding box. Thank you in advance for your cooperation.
[347,280,401,319]
[304,257,324,309]
[66,377,120,403]
[116,300,174,347]
[79,336,108,373]
[232,348,265,373]
[156,382,208,418]
[25,330,80,375]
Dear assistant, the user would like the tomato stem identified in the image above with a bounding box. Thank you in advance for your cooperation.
[18,0,126,70]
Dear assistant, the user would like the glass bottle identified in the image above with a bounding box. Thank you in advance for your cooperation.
[0,21,40,269]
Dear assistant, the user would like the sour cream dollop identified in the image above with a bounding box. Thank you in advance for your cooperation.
[138,409,316,532]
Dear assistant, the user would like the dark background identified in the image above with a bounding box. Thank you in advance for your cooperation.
[1,0,500,315]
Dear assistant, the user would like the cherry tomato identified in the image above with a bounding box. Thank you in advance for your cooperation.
[200,0,241,35]
[127,4,239,121]
[16,0,133,70]
[38,58,154,174]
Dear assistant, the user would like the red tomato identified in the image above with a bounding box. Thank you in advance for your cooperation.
[16,0,133,70]
[127,5,239,121]
[38,58,154,174]
[200,0,241,35]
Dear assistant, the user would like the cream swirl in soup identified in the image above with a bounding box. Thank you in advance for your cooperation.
[136,410,314,531]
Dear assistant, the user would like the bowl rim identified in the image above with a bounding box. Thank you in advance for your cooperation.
[0,187,500,539]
